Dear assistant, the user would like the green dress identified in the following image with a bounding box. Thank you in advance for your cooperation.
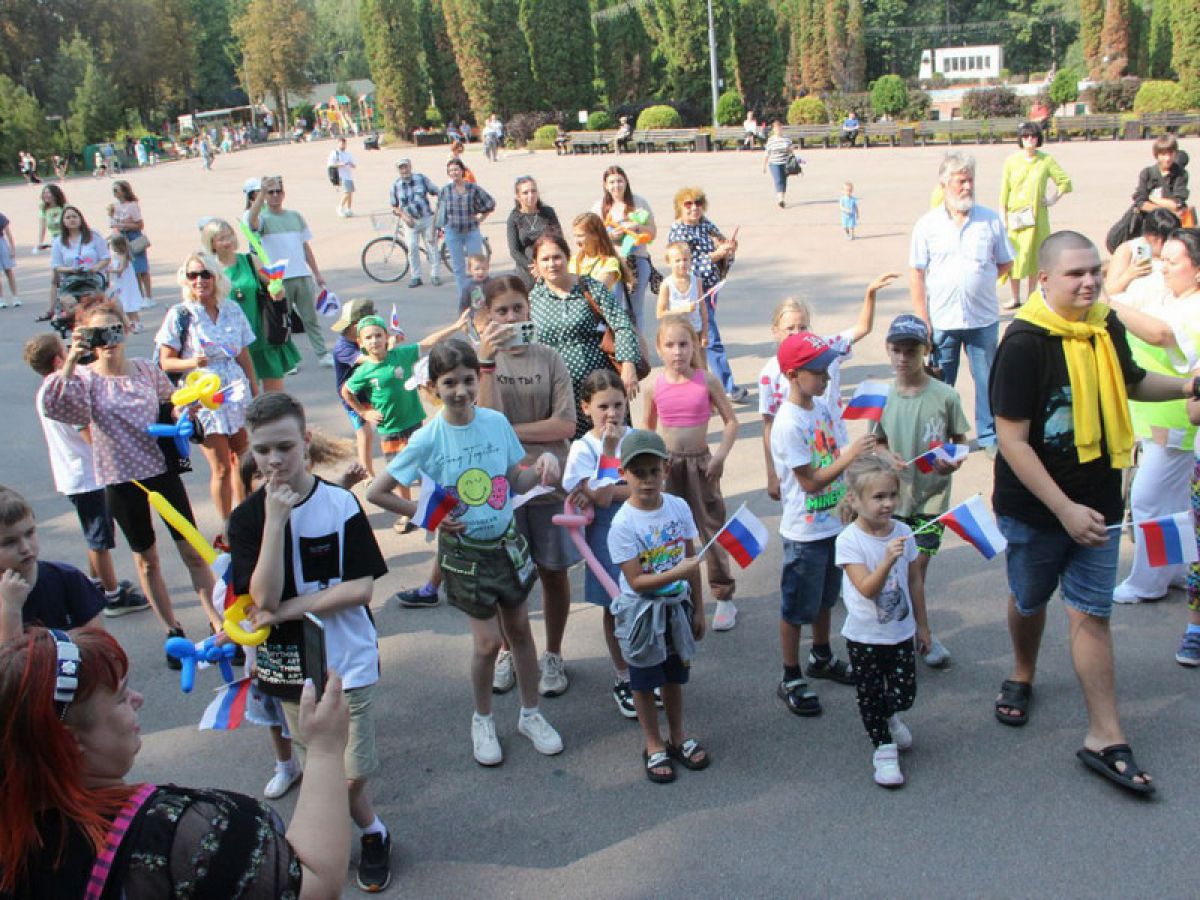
[998,150,1072,279]
[225,253,300,380]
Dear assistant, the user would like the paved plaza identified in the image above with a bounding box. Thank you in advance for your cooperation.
[1,135,1197,897]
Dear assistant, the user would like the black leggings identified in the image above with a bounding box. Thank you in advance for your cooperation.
[845,639,916,747]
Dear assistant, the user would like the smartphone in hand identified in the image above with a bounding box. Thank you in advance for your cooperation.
[301,612,327,701]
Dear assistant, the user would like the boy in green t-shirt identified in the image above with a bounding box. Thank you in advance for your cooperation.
[871,315,970,669]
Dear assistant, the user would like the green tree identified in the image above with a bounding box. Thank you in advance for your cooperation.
[418,0,469,117]
[805,0,831,90]
[232,0,315,130]
[489,0,534,116]
[1100,0,1130,78]
[639,0,730,108]
[361,0,425,134]
[441,0,532,119]
[69,59,124,145]
[827,0,865,92]
[1048,66,1080,108]
[1080,0,1105,77]
[0,76,49,173]
[1146,0,1172,77]
[861,0,911,81]
[192,0,243,107]
[1174,0,1200,107]
[310,0,371,83]
[730,0,782,107]
[716,89,745,123]
[519,0,593,110]
[870,73,907,117]
[592,0,659,105]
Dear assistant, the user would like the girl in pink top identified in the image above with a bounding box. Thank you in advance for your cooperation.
[643,315,740,631]
[42,299,217,655]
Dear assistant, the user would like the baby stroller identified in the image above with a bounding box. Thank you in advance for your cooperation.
[50,269,108,339]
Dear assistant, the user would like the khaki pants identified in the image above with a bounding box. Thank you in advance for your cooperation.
[665,448,735,601]
[283,275,326,357]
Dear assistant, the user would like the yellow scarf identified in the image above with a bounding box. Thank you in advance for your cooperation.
[1015,291,1134,468]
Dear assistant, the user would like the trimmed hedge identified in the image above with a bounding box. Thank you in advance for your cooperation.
[587,110,614,131]
[531,124,559,149]
[716,91,745,126]
[635,104,682,129]
[1133,80,1188,114]
[787,96,828,124]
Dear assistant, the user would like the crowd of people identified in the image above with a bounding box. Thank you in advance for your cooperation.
[0,124,1196,896]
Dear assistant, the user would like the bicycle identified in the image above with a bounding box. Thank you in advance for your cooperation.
[361,211,492,283]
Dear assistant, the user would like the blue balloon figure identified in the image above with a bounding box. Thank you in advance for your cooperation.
[146,410,195,459]
[164,635,237,693]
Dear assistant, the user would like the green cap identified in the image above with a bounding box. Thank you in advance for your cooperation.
[619,429,670,468]
[355,315,387,337]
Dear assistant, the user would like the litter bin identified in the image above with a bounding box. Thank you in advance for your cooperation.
[695,132,711,152]
[900,127,915,148]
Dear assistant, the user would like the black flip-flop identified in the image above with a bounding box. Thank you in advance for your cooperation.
[644,749,675,784]
[666,738,711,771]
[994,679,1032,727]
[1076,744,1156,796]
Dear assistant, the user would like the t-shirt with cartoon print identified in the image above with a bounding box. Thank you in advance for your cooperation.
[758,330,854,417]
[608,493,699,596]
[562,427,630,492]
[836,519,918,645]
[387,406,525,541]
[771,396,848,542]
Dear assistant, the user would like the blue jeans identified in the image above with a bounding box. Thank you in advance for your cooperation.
[999,516,1120,619]
[628,255,652,335]
[444,227,483,297]
[768,162,787,194]
[932,322,998,446]
[706,294,737,394]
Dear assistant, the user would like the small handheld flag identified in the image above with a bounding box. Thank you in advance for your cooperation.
[842,380,890,422]
[389,304,406,338]
[699,279,727,308]
[701,503,769,568]
[910,443,970,474]
[414,473,458,532]
[199,677,253,731]
[593,455,623,487]
[925,494,1007,560]
[315,287,341,316]
[1134,511,1197,567]
[260,260,287,282]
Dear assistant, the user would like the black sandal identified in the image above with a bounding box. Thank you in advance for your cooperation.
[994,679,1032,727]
[1077,744,1156,796]
[666,738,710,771]
[778,678,822,717]
[643,749,675,784]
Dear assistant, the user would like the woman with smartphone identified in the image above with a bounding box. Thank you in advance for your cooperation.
[42,297,219,665]
[1104,208,1180,304]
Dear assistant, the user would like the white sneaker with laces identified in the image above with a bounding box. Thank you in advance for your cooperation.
[317,353,335,369]
[10,297,19,308]
[888,715,913,750]
[518,710,563,755]
[873,743,904,788]
[492,649,515,693]
[538,651,569,696]
[921,637,951,668]
[712,599,738,631]
[263,763,302,799]
[472,714,503,766]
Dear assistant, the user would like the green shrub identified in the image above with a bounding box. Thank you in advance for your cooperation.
[531,124,559,150]
[870,74,908,118]
[635,104,682,129]
[961,86,1023,119]
[424,107,445,128]
[587,110,614,131]
[716,91,745,126]
[1087,77,1141,113]
[787,96,828,124]
[1048,68,1080,109]
[905,90,931,121]
[1133,80,1187,114]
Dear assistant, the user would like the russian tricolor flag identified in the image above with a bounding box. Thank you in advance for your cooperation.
[1136,511,1197,567]
[939,494,1007,560]
[714,504,770,568]
[414,473,458,532]
[390,303,406,338]
[199,677,253,731]
[316,287,341,316]
[841,380,890,422]
[593,455,623,487]
[911,442,970,474]
[260,260,287,282]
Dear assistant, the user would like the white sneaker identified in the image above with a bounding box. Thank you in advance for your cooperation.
[538,651,569,696]
[872,743,904,788]
[317,353,335,369]
[517,710,563,755]
[888,715,913,751]
[712,600,738,631]
[0,300,7,309]
[263,764,302,799]
[492,649,516,693]
[472,714,503,766]
[10,297,19,307]
[921,637,951,668]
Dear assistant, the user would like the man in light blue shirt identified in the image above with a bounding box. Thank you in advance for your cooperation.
[909,153,1014,449]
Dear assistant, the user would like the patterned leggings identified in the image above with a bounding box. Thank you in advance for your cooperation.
[1188,460,1200,613]
[845,640,917,747]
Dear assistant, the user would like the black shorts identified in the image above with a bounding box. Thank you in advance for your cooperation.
[106,471,196,554]
[67,488,115,551]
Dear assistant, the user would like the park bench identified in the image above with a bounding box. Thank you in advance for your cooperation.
[569,130,617,154]
[1052,114,1123,141]
[781,124,836,148]
[1139,112,1200,137]
[712,126,753,150]
[986,118,1025,143]
[633,128,699,152]
[916,119,986,145]
[861,122,900,147]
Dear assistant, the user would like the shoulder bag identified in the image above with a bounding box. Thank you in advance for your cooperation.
[128,234,151,255]
[83,783,157,900]
[581,281,650,381]
[242,254,292,345]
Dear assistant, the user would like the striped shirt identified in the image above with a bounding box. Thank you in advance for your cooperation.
[765,135,793,165]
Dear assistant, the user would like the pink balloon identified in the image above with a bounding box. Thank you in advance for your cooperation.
[552,499,619,600]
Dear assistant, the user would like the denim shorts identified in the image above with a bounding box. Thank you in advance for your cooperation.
[999,515,1119,619]
[68,488,115,552]
[780,536,841,625]
[628,652,690,692]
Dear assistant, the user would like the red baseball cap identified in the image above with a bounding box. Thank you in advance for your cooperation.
[778,332,839,373]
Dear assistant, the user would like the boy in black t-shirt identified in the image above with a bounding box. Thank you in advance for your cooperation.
[0,486,105,643]
[228,393,394,893]
[989,231,1196,797]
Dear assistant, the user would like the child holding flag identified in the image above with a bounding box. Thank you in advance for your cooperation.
[770,332,877,717]
[367,339,566,768]
[871,314,969,668]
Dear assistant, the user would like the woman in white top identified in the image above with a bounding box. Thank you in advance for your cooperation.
[46,206,110,322]
[762,121,795,208]
[591,165,657,333]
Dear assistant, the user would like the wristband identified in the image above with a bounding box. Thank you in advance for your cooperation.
[479,362,496,373]
[477,357,495,366]
[1191,376,1200,401]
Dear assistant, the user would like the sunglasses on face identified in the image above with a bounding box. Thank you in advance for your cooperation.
[683,200,703,208]
[266,189,284,195]
[185,270,213,281]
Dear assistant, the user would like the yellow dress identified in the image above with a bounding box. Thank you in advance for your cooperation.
[998,150,1072,279]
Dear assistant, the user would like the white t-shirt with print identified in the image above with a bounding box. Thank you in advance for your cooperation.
[36,381,100,496]
[836,520,918,645]
[758,330,854,417]
[608,493,698,596]
[770,397,848,542]
[563,427,630,492]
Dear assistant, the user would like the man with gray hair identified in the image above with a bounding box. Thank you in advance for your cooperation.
[389,158,442,288]
[909,152,1014,451]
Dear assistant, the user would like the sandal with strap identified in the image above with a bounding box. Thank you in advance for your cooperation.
[1076,744,1156,796]
[643,749,676,784]
[666,738,711,771]
[994,679,1032,727]
[778,678,822,717]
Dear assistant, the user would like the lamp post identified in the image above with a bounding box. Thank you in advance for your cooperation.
[707,0,720,127]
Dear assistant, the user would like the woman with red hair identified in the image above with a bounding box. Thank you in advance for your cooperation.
[0,627,351,897]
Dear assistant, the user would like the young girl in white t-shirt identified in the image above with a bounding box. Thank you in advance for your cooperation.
[758,273,897,500]
[107,234,144,331]
[835,455,930,789]
[656,242,708,365]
